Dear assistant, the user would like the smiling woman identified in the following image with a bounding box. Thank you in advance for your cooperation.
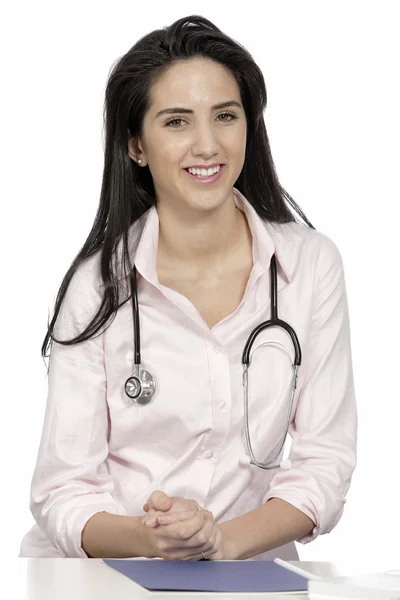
[19,14,356,563]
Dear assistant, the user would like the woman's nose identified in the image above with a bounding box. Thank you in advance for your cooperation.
[191,124,219,157]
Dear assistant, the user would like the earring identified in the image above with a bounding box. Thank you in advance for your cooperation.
[137,159,142,164]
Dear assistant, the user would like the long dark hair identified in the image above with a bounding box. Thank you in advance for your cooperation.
[42,14,314,361]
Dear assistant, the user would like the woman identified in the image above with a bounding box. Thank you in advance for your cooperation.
[19,14,357,561]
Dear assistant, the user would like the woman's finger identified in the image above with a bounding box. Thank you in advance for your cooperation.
[155,509,199,526]
[191,526,224,561]
[141,507,164,526]
[178,526,219,561]
[143,494,195,514]
[146,490,173,512]
[164,519,220,561]
[153,510,211,548]
[142,503,208,528]
[174,511,214,549]
[142,508,203,529]
[147,509,220,561]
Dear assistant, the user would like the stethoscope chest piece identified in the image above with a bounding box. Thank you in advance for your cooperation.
[125,369,156,405]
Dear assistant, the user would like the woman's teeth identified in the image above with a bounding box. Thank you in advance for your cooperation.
[187,165,221,178]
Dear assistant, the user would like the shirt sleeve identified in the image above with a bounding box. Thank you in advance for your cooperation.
[262,233,357,543]
[29,264,125,557]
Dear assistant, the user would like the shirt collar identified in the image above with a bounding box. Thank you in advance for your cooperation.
[115,187,303,284]
[232,187,302,283]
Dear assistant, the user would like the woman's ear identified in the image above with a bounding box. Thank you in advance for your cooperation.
[127,133,146,165]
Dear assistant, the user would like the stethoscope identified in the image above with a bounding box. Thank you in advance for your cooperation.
[124,254,302,470]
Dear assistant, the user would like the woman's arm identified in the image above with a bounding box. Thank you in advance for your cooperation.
[30,267,127,557]
[260,234,357,545]
[81,512,154,558]
[217,498,314,560]
[142,492,314,561]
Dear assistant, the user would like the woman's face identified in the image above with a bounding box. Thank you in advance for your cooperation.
[129,57,247,215]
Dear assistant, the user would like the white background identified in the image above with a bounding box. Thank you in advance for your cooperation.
[2,1,399,570]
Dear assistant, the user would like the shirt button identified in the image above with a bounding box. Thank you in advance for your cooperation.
[218,401,225,409]
[213,345,221,353]
[205,451,214,459]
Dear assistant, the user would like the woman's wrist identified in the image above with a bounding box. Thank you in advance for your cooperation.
[216,524,238,560]
[81,511,157,559]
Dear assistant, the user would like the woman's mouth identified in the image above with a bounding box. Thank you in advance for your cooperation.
[183,164,225,184]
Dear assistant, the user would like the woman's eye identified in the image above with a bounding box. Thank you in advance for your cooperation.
[165,118,185,128]
[165,112,237,128]
[217,112,237,122]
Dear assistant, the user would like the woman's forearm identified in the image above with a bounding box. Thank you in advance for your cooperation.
[218,498,315,561]
[81,511,154,558]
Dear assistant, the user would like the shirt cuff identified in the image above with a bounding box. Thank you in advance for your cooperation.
[263,490,320,544]
[54,501,126,557]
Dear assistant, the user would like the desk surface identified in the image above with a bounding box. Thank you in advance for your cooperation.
[6,559,400,600]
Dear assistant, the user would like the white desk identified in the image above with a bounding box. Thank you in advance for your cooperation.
[5,559,398,600]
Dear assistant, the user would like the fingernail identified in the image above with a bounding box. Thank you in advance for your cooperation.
[143,517,156,526]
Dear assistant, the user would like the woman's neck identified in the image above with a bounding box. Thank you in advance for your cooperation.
[156,197,250,272]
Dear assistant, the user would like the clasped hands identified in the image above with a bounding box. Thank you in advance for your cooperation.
[141,490,230,561]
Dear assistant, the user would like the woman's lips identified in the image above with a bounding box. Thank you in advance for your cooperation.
[183,165,225,184]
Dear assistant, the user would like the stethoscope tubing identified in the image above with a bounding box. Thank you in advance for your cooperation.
[241,254,302,469]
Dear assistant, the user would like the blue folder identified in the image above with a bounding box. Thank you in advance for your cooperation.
[103,559,308,593]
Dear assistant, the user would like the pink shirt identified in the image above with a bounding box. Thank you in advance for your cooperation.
[19,187,357,560]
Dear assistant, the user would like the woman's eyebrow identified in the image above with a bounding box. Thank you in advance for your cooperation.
[155,100,242,118]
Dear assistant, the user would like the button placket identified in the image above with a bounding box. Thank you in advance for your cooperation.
[194,336,231,467]
[208,339,231,427]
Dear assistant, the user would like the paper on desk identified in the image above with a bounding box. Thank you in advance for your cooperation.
[308,571,400,600]
[103,559,309,593]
